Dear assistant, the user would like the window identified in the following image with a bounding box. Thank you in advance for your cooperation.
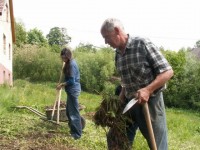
[6,4,8,22]
[3,34,6,54]
[9,44,11,60]
[3,71,6,83]
[8,73,11,84]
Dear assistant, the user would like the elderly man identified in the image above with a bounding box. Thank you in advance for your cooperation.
[100,18,173,150]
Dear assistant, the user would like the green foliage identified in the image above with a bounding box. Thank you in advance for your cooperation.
[75,43,97,53]
[15,21,27,47]
[195,40,200,48]
[13,30,200,110]
[0,80,200,149]
[46,27,71,47]
[13,44,62,82]
[49,44,62,53]
[162,50,200,110]
[27,28,48,46]
[102,82,116,96]
[162,50,186,107]
[74,47,115,93]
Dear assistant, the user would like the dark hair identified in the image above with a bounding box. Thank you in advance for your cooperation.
[61,47,72,60]
[61,48,73,76]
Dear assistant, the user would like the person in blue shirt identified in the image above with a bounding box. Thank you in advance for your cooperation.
[56,47,82,140]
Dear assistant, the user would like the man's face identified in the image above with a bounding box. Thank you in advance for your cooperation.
[101,29,119,48]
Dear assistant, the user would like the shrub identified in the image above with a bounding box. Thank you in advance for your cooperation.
[13,44,62,82]
[163,50,200,110]
[74,47,115,93]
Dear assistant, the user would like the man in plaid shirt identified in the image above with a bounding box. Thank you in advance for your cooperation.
[101,18,174,150]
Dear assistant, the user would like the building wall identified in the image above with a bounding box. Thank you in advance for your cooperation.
[0,63,12,85]
[0,0,13,85]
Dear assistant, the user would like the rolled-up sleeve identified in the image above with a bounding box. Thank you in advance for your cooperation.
[145,40,172,74]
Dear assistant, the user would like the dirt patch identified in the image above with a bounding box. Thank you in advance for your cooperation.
[0,133,79,150]
[82,112,95,120]
[45,101,66,109]
[45,100,86,110]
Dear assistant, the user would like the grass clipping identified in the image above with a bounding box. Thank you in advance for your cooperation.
[93,95,133,150]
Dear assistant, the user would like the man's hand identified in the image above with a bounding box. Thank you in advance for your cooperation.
[136,87,151,104]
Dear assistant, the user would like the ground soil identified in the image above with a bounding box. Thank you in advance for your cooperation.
[0,133,78,150]
[45,100,86,110]
[0,112,93,150]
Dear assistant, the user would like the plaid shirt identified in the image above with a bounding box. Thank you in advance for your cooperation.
[115,35,172,99]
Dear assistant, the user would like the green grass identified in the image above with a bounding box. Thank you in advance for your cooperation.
[167,109,200,150]
[0,79,200,150]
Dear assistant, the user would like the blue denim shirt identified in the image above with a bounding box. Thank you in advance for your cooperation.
[64,59,81,94]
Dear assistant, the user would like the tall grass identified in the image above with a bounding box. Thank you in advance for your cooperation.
[0,80,200,150]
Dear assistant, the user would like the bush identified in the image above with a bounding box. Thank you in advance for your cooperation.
[13,44,62,82]
[13,44,200,110]
[163,50,200,110]
[74,47,115,93]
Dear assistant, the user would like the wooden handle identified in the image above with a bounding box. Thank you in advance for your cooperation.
[51,62,65,122]
[51,89,61,120]
[56,89,62,124]
[58,62,65,83]
[143,102,157,150]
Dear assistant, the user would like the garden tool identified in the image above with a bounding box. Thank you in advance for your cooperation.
[122,98,138,114]
[123,100,157,150]
[51,62,65,124]
[143,102,157,150]
[51,89,62,124]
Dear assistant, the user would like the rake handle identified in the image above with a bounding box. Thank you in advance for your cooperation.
[56,89,62,124]
[51,89,61,121]
[51,62,65,123]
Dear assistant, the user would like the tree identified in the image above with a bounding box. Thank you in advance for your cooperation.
[195,40,200,48]
[15,21,27,47]
[46,27,71,47]
[27,28,48,46]
[60,28,71,46]
[75,43,97,53]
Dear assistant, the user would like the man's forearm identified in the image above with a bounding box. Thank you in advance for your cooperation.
[146,69,174,95]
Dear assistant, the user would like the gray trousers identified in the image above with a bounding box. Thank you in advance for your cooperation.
[130,92,168,150]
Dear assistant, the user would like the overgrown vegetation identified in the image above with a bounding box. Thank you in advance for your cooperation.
[13,45,62,82]
[14,20,200,110]
[0,80,200,149]
[10,20,200,149]
[93,95,131,150]
[163,49,200,110]
[74,47,115,93]
[13,43,200,110]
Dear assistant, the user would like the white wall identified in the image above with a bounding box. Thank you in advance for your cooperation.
[0,0,13,85]
[0,0,13,72]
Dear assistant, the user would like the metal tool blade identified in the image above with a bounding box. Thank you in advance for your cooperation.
[122,98,138,114]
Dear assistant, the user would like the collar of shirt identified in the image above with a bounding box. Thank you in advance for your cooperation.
[116,34,133,55]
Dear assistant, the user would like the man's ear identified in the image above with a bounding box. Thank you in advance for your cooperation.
[114,27,120,34]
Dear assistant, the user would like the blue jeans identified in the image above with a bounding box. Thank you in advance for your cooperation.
[130,92,168,150]
[66,91,82,139]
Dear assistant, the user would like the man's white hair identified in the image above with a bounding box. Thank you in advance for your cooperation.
[101,18,125,32]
